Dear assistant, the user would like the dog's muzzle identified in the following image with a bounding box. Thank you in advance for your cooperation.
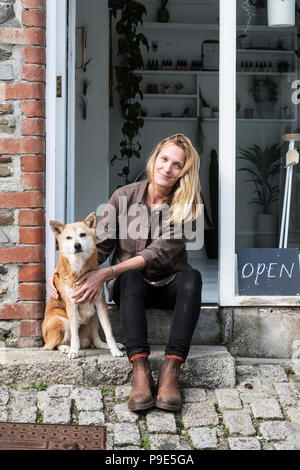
[74,243,82,253]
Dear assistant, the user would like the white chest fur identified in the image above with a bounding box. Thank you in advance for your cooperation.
[63,285,98,325]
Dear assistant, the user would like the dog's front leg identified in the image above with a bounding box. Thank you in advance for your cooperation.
[66,302,80,359]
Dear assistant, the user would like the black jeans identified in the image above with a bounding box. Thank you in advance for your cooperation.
[112,269,202,361]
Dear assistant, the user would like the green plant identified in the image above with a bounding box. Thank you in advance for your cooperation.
[249,77,279,103]
[141,435,151,450]
[22,382,47,391]
[238,143,282,214]
[99,386,110,397]
[110,1,149,185]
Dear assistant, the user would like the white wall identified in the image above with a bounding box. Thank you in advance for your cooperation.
[74,0,109,220]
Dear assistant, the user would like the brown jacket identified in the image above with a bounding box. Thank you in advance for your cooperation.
[96,179,194,301]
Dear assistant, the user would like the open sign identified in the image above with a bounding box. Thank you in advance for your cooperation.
[237,248,300,296]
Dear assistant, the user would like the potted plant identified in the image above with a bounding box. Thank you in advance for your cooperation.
[157,0,169,23]
[203,149,218,259]
[238,143,282,247]
[267,0,295,27]
[249,76,278,118]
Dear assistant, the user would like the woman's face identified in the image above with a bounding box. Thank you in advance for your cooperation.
[153,142,186,191]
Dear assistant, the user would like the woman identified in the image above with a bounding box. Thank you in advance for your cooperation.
[49,133,203,412]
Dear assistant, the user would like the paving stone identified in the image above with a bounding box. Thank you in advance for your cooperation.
[150,434,184,450]
[274,383,300,407]
[237,376,275,395]
[0,407,8,422]
[113,403,138,423]
[250,398,283,419]
[47,385,71,398]
[0,386,9,405]
[9,389,37,423]
[181,401,218,428]
[240,390,272,404]
[146,409,177,433]
[223,411,256,436]
[273,442,296,450]
[115,384,131,401]
[43,398,72,424]
[215,388,242,409]
[236,365,258,376]
[114,423,140,447]
[71,387,103,411]
[259,421,294,441]
[10,406,37,423]
[106,432,113,450]
[258,365,288,383]
[78,411,105,425]
[188,427,218,449]
[286,406,300,425]
[182,388,206,403]
[228,437,261,450]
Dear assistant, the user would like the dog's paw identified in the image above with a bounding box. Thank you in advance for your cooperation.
[117,342,125,350]
[57,345,70,354]
[110,347,124,357]
[67,349,79,360]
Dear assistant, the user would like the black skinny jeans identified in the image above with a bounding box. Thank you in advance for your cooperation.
[112,269,202,361]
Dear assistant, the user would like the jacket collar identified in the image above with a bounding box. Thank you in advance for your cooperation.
[136,179,149,205]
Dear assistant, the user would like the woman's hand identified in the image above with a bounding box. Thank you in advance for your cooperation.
[48,268,59,299]
[72,268,110,304]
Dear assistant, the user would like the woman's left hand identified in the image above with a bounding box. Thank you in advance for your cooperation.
[72,269,108,304]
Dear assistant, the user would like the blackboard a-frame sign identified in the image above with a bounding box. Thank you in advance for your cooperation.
[237,248,300,296]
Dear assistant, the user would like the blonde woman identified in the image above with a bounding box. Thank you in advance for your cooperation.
[49,134,203,412]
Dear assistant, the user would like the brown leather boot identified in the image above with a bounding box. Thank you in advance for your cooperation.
[128,357,155,411]
[155,357,183,411]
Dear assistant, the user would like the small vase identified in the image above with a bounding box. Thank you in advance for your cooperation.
[157,7,169,23]
[267,0,295,27]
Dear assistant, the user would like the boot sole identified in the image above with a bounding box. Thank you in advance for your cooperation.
[155,400,181,411]
[128,399,155,411]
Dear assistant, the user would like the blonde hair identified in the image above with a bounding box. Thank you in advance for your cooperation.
[146,134,202,225]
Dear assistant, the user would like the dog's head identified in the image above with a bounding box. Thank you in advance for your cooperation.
[50,212,97,258]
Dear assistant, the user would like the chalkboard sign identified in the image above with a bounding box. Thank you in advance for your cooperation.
[237,248,300,296]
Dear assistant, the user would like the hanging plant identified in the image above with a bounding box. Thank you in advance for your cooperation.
[110,0,149,186]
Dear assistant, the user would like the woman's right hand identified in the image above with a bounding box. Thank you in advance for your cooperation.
[48,268,59,299]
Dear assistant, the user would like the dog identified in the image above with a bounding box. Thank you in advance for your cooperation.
[42,212,123,359]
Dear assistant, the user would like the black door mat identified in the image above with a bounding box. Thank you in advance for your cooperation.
[0,423,106,450]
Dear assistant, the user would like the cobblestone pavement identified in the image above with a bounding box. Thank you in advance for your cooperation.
[0,363,300,450]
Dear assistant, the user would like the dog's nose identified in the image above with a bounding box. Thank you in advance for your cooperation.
[74,243,82,252]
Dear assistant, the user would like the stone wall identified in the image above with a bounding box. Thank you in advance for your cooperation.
[0,0,45,347]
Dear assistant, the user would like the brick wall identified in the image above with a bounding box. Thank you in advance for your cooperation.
[0,0,46,347]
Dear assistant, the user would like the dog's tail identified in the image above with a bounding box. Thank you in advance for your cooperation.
[42,315,67,350]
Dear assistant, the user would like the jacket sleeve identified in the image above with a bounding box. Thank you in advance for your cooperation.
[95,190,119,265]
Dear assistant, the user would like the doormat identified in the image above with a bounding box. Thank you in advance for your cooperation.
[0,423,106,450]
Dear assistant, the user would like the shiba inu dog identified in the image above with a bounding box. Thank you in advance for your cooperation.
[42,212,123,359]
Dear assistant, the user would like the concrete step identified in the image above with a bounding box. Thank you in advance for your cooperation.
[108,305,222,346]
[0,345,235,389]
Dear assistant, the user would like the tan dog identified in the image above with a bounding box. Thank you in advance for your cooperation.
[42,212,123,359]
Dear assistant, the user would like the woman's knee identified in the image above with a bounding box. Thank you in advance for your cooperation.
[177,269,202,292]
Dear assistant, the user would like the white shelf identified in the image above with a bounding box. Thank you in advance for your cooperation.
[142,117,296,123]
[140,22,219,31]
[135,70,198,75]
[237,49,296,55]
[143,117,197,121]
[143,93,197,99]
[237,72,296,76]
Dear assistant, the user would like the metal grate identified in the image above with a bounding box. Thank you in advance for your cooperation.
[0,423,105,450]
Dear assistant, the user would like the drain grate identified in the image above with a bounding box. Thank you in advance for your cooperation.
[0,423,106,450]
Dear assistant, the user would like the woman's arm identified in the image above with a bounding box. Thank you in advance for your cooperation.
[72,255,146,304]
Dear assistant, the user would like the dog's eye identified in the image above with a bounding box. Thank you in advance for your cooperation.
[66,236,72,240]
[80,233,86,238]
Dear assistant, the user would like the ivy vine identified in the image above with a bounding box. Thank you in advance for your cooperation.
[111,0,149,186]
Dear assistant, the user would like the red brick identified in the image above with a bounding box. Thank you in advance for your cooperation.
[22,10,46,28]
[0,83,44,100]
[19,264,45,282]
[19,227,45,244]
[0,192,44,209]
[23,0,46,9]
[18,209,45,226]
[21,101,45,118]
[22,64,45,82]
[0,246,44,263]
[23,47,46,65]
[19,337,43,347]
[21,155,45,172]
[20,319,43,337]
[0,156,12,163]
[0,302,44,320]
[19,283,45,301]
[0,28,45,46]
[0,103,13,113]
[21,119,45,136]
[0,137,45,154]
[21,173,45,191]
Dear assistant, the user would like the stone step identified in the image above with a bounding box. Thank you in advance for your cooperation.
[0,345,235,389]
[108,304,222,346]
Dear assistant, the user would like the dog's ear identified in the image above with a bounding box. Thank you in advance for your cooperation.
[50,220,65,235]
[83,212,97,229]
